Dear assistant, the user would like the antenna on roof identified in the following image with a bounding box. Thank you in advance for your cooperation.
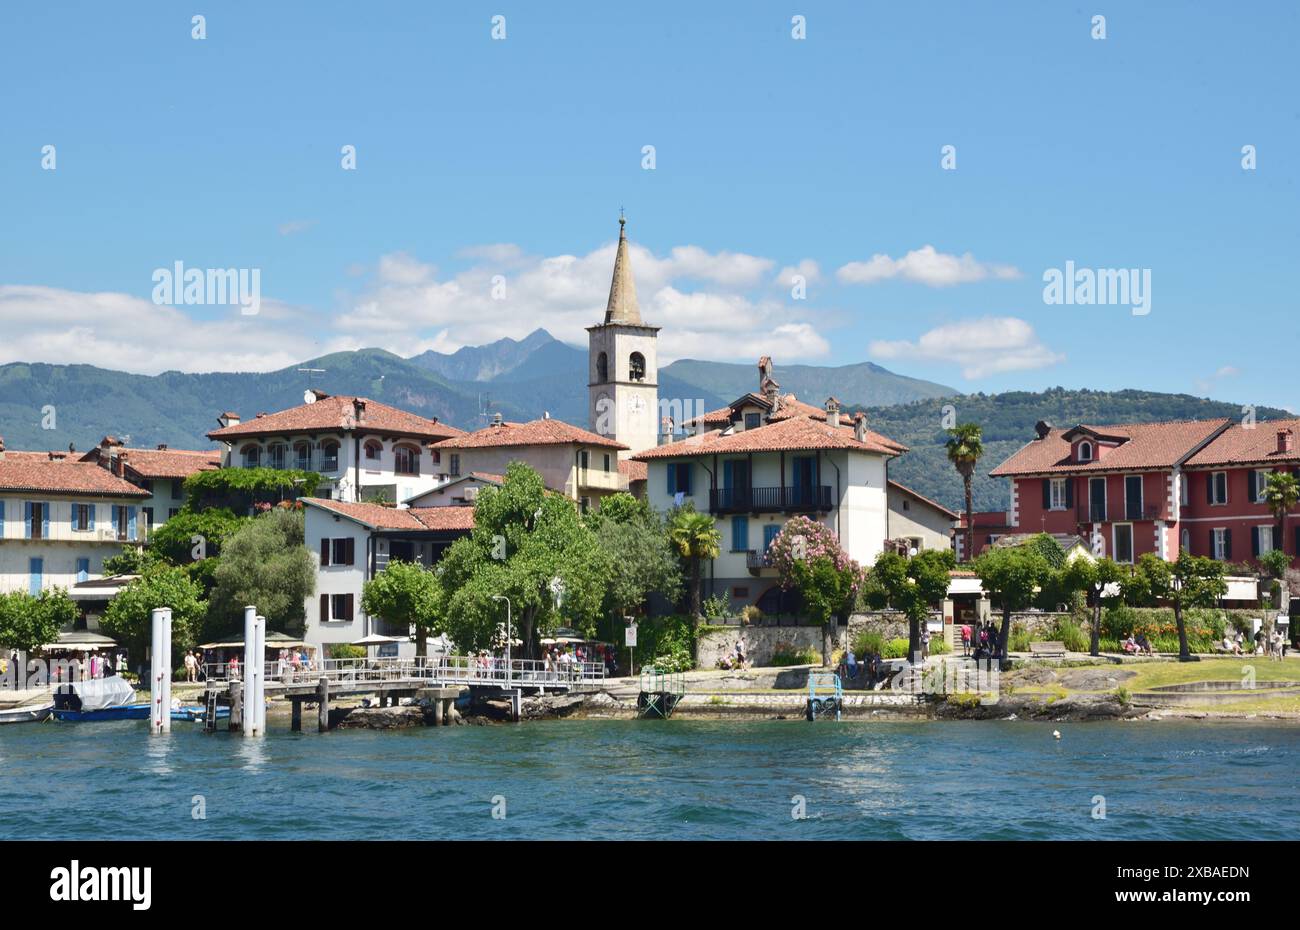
[478,392,493,426]
[299,368,327,404]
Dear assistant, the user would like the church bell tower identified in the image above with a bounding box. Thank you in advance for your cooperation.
[587,215,660,457]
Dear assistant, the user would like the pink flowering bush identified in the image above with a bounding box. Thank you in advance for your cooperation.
[769,516,861,591]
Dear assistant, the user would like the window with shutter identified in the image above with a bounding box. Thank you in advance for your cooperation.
[320,538,331,566]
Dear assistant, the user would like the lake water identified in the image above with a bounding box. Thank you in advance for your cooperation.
[2,718,1296,840]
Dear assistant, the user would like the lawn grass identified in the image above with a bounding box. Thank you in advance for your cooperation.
[1120,658,1300,692]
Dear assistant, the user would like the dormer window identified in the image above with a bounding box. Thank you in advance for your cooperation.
[1078,441,1093,462]
[629,352,646,382]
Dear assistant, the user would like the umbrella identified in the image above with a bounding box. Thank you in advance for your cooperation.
[351,634,404,646]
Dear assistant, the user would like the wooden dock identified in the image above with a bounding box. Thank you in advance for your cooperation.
[203,656,606,731]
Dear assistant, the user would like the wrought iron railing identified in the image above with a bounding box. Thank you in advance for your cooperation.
[710,485,833,514]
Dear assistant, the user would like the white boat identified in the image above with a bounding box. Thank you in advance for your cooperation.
[0,703,53,724]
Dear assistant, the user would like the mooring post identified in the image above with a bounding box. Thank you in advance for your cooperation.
[290,698,302,732]
[317,676,330,732]
[229,680,243,732]
[433,696,444,726]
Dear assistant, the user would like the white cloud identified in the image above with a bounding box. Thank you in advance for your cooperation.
[776,259,821,287]
[837,245,1021,287]
[0,285,341,374]
[335,241,831,364]
[869,316,1063,379]
[277,219,316,236]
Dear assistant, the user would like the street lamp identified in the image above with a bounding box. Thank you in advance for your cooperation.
[491,595,512,680]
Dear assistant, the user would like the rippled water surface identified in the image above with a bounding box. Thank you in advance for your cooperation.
[2,719,1296,840]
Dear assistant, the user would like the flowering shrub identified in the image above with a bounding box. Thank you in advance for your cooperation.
[768,516,861,592]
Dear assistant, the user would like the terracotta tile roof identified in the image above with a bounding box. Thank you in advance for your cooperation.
[429,418,626,451]
[888,479,959,519]
[207,394,464,443]
[1184,418,1300,468]
[304,498,475,531]
[0,458,151,498]
[618,459,647,482]
[82,447,222,480]
[633,413,903,460]
[989,419,1230,477]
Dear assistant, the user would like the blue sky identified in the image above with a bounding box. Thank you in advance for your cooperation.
[2,1,1296,410]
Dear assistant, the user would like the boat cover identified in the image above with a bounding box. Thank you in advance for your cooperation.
[65,675,137,711]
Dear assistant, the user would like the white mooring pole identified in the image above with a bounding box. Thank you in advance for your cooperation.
[254,614,267,735]
[150,607,173,734]
[243,606,261,737]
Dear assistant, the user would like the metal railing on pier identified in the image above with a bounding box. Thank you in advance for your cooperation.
[202,655,606,689]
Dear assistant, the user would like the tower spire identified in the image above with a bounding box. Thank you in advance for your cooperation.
[604,212,641,324]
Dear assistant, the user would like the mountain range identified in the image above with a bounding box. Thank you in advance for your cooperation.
[1,330,1286,513]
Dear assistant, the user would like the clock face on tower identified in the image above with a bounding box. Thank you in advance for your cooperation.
[627,395,647,417]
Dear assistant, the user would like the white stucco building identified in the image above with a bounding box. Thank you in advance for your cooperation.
[0,442,150,596]
[206,392,464,504]
[633,374,909,612]
[78,437,222,532]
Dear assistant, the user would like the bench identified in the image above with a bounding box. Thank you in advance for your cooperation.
[1028,641,1067,657]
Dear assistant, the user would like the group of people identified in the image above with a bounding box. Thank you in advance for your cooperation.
[1121,633,1155,656]
[837,647,885,687]
[1219,627,1290,659]
[960,622,1003,660]
[716,638,748,670]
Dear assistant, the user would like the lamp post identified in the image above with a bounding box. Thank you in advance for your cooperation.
[491,595,512,681]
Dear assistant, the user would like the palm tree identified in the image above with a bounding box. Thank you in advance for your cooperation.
[667,505,721,617]
[946,423,984,563]
[1264,471,1300,558]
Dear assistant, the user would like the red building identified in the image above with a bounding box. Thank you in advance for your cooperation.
[987,417,1300,567]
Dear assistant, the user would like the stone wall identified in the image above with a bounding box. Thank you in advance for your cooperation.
[695,625,822,669]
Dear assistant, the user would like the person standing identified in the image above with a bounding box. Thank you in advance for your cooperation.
[183,651,197,682]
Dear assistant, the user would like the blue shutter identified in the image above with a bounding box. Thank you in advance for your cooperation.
[666,464,676,496]
[29,558,43,596]
[0,499,5,538]
[76,558,89,583]
[723,461,734,489]
[763,524,780,552]
[89,504,96,531]
[731,516,748,551]
[24,502,32,539]
[127,506,137,541]
[41,504,49,539]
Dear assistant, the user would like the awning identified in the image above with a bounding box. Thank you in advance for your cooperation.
[351,634,404,646]
[41,631,119,651]
[199,631,310,650]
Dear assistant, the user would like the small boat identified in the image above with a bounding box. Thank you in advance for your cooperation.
[0,703,53,724]
[52,675,151,722]
[171,705,230,723]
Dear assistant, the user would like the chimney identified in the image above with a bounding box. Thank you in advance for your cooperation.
[0,435,5,461]
[1034,420,1053,440]
[217,412,241,428]
[853,412,867,443]
[492,412,503,427]
[543,411,550,419]
[1278,429,1293,453]
[660,415,674,445]
[156,443,168,451]
[825,396,841,425]
[115,451,129,477]
[352,399,366,424]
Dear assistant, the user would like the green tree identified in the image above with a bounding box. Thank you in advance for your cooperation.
[436,463,609,656]
[666,504,721,617]
[102,546,157,577]
[586,498,682,622]
[1127,552,1227,660]
[206,508,315,639]
[100,566,205,670]
[148,507,249,565]
[361,560,441,657]
[945,423,984,562]
[872,548,954,662]
[973,545,1052,663]
[1059,556,1127,656]
[0,588,78,654]
[1263,471,1300,559]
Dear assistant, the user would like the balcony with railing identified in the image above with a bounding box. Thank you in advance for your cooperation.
[1076,502,1167,524]
[709,485,833,515]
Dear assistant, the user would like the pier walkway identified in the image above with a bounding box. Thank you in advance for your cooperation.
[201,655,607,730]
